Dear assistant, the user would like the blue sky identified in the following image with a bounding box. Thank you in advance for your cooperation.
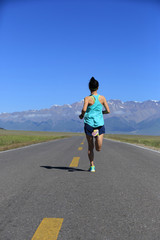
[0,0,160,112]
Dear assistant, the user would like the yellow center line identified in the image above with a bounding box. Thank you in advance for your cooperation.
[69,157,80,167]
[78,147,83,151]
[32,218,63,240]
[80,142,84,145]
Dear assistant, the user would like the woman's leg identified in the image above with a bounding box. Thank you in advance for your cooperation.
[86,134,94,166]
[95,134,104,151]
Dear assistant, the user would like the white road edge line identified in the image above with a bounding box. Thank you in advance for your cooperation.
[104,138,160,154]
[0,138,69,154]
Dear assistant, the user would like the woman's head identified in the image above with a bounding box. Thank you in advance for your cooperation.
[89,77,99,91]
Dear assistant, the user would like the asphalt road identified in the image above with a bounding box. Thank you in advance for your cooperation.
[0,136,160,240]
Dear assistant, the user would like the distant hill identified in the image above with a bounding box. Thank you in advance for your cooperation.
[0,99,160,135]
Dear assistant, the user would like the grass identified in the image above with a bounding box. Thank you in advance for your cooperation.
[0,129,84,151]
[104,134,160,150]
[1,129,160,152]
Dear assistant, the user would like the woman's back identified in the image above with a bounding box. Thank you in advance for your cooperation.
[84,94,104,128]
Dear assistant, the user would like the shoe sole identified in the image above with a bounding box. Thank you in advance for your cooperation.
[92,130,99,137]
[92,134,99,137]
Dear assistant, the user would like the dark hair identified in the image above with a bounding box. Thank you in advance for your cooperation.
[89,77,99,91]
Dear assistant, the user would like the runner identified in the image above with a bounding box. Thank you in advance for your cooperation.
[79,77,110,172]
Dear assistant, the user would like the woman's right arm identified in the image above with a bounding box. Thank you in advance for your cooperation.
[102,96,110,114]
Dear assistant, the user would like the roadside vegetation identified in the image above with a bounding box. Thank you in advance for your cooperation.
[1,130,160,152]
[105,134,160,150]
[0,129,83,151]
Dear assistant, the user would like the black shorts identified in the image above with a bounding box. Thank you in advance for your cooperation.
[84,123,105,136]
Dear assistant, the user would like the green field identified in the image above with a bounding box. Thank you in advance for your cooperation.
[0,130,160,152]
[105,134,160,150]
[0,129,83,151]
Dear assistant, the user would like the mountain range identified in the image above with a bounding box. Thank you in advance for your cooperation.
[1,99,160,135]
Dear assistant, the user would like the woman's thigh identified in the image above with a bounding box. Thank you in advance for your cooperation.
[95,134,104,151]
[86,134,94,149]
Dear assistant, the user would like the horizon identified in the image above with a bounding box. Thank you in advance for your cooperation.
[0,98,160,114]
[0,0,160,112]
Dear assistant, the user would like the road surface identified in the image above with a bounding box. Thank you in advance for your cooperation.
[0,136,160,240]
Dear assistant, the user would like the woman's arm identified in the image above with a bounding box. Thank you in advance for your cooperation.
[102,97,110,114]
[79,97,89,119]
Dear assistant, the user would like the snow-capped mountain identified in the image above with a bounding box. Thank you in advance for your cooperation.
[0,99,160,135]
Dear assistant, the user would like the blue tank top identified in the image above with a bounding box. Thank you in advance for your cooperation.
[84,94,104,128]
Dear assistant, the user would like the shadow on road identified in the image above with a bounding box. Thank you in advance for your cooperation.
[40,166,88,172]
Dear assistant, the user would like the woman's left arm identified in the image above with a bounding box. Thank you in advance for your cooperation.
[79,97,89,119]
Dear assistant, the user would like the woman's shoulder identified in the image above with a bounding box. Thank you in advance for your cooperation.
[84,95,96,100]
[98,95,106,104]
[83,96,92,104]
[84,95,95,105]
[84,96,91,101]
[98,94,105,100]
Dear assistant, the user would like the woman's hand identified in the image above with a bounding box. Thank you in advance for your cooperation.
[102,110,110,114]
[79,114,84,119]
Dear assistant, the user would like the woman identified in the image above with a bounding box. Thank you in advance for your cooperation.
[79,77,110,172]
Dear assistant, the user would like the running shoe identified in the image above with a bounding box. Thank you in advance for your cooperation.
[92,129,99,137]
[90,165,95,172]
